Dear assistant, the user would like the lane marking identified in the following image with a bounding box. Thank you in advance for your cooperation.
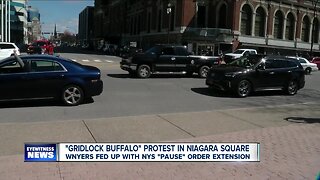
[105,60,113,63]
[71,59,77,62]
[82,59,90,62]
[94,60,102,62]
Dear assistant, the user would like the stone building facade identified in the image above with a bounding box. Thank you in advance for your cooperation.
[94,0,320,56]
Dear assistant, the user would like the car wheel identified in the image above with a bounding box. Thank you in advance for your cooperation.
[137,65,151,78]
[199,66,210,78]
[236,80,251,97]
[286,80,298,95]
[305,68,311,75]
[62,85,84,106]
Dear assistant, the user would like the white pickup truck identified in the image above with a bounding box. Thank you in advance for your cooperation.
[224,49,257,63]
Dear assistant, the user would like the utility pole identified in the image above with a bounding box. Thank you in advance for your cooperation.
[310,0,319,56]
[1,0,3,42]
[8,0,10,42]
[167,3,172,44]
[5,0,7,42]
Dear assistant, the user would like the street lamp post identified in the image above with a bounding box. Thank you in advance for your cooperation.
[167,3,172,44]
[310,0,319,56]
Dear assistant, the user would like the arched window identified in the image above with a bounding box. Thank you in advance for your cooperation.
[255,7,266,37]
[197,5,207,28]
[274,11,284,39]
[241,4,252,35]
[285,13,295,40]
[218,4,227,28]
[302,16,310,42]
[312,18,319,43]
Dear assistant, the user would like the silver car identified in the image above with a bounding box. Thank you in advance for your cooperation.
[287,56,318,75]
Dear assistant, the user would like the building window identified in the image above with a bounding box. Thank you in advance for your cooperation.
[157,9,162,32]
[285,13,295,40]
[302,16,310,42]
[255,7,266,37]
[134,17,137,35]
[130,18,133,35]
[197,5,206,28]
[170,6,175,31]
[218,3,227,28]
[138,15,142,35]
[147,12,151,33]
[274,11,284,39]
[312,18,319,43]
[241,4,252,35]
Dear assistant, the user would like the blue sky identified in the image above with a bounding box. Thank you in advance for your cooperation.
[28,0,94,35]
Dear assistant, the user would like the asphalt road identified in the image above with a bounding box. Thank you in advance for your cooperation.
[0,52,319,123]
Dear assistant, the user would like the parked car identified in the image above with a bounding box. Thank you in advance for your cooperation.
[287,56,318,74]
[206,55,305,97]
[224,49,257,63]
[27,40,54,55]
[0,42,20,60]
[120,45,221,78]
[0,54,103,106]
[310,57,320,69]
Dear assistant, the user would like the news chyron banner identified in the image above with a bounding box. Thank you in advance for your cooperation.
[25,143,260,162]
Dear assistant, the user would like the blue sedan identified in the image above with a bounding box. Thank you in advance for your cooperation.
[0,55,103,106]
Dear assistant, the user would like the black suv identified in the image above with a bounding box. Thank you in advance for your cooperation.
[206,55,305,97]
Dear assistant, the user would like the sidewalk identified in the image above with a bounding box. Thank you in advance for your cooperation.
[0,103,319,179]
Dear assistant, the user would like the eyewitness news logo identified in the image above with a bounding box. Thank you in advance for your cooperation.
[24,144,57,162]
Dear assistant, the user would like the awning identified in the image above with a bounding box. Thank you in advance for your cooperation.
[241,43,320,53]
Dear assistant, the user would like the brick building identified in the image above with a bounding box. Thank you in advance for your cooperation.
[94,0,320,56]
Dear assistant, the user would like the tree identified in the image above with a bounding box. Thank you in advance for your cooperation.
[60,30,76,45]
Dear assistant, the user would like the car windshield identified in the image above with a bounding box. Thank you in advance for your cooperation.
[233,50,244,54]
[228,56,261,68]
